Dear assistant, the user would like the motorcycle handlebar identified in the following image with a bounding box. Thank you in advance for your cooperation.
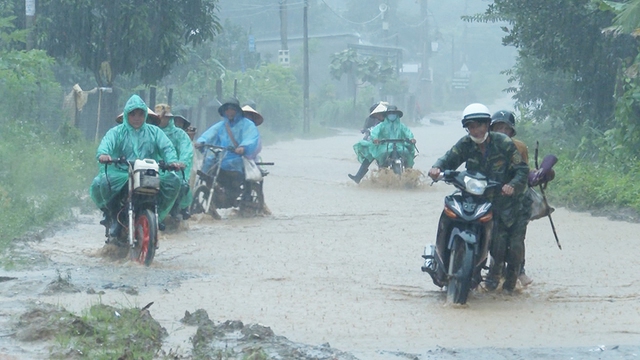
[377,138,411,144]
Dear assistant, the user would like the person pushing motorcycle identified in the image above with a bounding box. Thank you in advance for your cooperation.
[428,103,529,293]
[195,98,261,208]
[89,94,183,237]
[490,110,534,287]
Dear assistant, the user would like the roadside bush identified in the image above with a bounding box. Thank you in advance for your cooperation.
[0,49,63,127]
[0,122,95,249]
[516,111,640,216]
[221,64,303,132]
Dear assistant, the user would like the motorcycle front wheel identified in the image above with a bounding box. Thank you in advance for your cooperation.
[446,238,474,305]
[130,209,157,266]
[391,160,404,175]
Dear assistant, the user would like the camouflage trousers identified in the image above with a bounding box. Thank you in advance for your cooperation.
[487,214,528,290]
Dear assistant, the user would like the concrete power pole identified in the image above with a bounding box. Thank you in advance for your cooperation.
[280,0,288,51]
[420,0,431,114]
[25,0,35,50]
[303,0,310,133]
[279,0,290,66]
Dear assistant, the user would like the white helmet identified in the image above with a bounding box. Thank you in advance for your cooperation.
[461,103,491,127]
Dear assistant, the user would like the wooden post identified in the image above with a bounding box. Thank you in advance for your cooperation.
[216,80,223,101]
[303,0,310,133]
[149,87,156,109]
[233,79,238,98]
[94,90,103,142]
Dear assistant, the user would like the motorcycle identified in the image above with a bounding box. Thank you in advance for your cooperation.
[421,170,501,304]
[102,157,177,266]
[376,138,416,175]
[190,145,273,218]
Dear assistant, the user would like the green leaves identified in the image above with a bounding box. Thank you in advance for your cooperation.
[35,0,222,86]
[329,48,397,85]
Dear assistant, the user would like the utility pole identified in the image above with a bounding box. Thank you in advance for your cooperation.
[279,0,290,66]
[25,0,35,50]
[280,0,288,51]
[303,0,310,133]
[420,0,431,114]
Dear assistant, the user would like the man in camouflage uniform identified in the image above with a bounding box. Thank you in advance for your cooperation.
[490,110,534,287]
[428,103,529,292]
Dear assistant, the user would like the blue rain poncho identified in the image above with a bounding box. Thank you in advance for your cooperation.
[160,118,194,211]
[369,116,416,168]
[196,113,261,174]
[89,95,181,222]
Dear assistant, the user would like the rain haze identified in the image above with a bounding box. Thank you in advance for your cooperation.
[1,1,640,359]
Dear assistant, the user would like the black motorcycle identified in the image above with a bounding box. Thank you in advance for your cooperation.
[376,138,416,175]
[190,145,273,218]
[102,157,177,266]
[421,170,501,304]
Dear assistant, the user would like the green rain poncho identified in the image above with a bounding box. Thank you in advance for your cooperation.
[159,117,194,212]
[368,116,416,168]
[89,95,181,222]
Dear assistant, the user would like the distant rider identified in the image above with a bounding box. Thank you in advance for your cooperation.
[349,102,387,183]
[428,103,529,293]
[361,101,387,140]
[155,103,194,220]
[349,104,416,183]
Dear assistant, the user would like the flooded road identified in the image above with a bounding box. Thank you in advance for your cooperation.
[2,106,640,359]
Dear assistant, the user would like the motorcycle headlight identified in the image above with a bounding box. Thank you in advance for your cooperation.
[464,176,487,195]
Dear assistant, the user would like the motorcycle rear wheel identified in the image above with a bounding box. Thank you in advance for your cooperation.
[446,239,474,304]
[239,181,265,217]
[130,209,157,266]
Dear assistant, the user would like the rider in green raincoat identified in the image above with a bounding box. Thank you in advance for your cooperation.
[155,103,194,220]
[89,95,182,235]
[349,104,416,183]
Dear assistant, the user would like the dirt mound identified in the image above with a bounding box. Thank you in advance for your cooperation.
[42,270,80,295]
[13,303,167,359]
[189,309,359,360]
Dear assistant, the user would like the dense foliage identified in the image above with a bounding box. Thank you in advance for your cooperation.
[34,0,222,86]
[0,15,95,252]
[464,0,640,216]
[470,0,636,131]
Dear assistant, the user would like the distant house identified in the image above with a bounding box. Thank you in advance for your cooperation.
[255,32,361,97]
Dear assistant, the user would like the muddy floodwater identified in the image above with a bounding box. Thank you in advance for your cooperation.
[2,104,640,359]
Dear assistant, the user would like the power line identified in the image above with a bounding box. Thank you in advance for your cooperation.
[320,0,383,25]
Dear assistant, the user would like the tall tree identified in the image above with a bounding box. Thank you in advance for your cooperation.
[470,0,635,130]
[35,0,222,86]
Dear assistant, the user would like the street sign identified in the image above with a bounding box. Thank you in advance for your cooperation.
[25,0,35,16]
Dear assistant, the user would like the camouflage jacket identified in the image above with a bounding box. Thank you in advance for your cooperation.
[433,132,529,223]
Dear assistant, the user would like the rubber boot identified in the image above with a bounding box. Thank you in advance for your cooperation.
[484,261,502,291]
[348,159,372,184]
[502,264,519,293]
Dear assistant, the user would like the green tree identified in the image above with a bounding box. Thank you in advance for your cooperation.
[470,0,636,131]
[35,0,222,87]
[329,48,397,105]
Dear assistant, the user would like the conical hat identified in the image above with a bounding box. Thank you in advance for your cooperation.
[154,103,191,130]
[241,105,264,126]
[369,102,389,117]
